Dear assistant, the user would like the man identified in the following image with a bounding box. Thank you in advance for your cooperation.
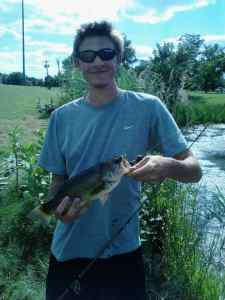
[39,21,202,300]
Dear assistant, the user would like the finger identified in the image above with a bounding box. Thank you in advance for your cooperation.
[55,196,72,215]
[129,156,150,171]
[61,201,89,223]
[64,197,90,217]
[72,197,82,207]
[129,163,152,177]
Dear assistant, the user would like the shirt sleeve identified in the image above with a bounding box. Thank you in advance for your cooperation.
[38,110,67,175]
[148,98,188,157]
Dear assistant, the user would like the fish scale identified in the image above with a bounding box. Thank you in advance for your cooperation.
[28,156,131,225]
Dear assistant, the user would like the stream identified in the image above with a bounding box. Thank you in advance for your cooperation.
[184,124,225,271]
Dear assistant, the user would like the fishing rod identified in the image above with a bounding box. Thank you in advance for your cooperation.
[56,122,210,300]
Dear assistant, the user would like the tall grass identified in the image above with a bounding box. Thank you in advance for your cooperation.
[140,182,225,300]
[0,129,225,299]
[1,72,225,298]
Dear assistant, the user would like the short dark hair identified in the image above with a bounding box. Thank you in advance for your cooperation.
[73,21,124,61]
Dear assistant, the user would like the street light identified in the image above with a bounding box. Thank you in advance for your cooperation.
[22,0,26,83]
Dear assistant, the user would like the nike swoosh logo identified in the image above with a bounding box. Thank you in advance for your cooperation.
[123,125,134,130]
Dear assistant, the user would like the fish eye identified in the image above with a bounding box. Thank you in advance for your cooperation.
[113,156,122,164]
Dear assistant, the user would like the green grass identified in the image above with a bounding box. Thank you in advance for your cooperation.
[0,85,224,152]
[0,84,60,153]
[175,91,225,126]
[189,91,225,106]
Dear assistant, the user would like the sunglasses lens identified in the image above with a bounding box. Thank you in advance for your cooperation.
[78,51,96,63]
[99,49,116,61]
[77,49,116,63]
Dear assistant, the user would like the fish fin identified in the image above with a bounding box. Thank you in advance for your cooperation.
[99,194,109,205]
[28,206,52,226]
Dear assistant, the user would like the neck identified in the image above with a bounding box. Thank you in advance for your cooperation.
[87,80,119,106]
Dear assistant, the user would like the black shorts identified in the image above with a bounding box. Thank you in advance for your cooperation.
[46,246,147,300]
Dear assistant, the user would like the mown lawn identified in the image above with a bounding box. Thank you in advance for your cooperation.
[189,91,225,105]
[0,84,60,153]
[175,91,225,126]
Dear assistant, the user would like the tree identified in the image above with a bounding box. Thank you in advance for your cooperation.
[178,34,204,61]
[122,34,137,68]
[140,42,190,114]
[178,34,204,90]
[5,72,25,85]
[134,60,149,76]
[198,44,225,92]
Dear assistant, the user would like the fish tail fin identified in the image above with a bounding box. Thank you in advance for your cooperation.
[28,206,51,226]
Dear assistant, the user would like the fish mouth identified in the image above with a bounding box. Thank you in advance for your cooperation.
[109,156,131,176]
[120,157,132,175]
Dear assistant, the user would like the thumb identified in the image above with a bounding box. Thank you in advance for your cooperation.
[129,156,150,171]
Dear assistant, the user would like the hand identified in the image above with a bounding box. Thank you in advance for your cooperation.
[55,196,90,223]
[127,155,172,184]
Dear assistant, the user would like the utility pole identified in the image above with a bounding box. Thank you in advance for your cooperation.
[44,60,50,77]
[22,0,26,83]
[56,58,61,75]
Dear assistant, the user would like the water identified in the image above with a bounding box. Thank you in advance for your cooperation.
[184,124,225,270]
[185,124,225,197]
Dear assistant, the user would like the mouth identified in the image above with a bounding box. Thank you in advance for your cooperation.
[90,69,108,74]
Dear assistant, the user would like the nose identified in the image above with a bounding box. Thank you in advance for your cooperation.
[92,55,105,65]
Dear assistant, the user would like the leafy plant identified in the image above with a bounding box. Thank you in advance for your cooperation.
[140,181,224,300]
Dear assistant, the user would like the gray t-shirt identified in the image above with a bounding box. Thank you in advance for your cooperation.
[38,89,188,261]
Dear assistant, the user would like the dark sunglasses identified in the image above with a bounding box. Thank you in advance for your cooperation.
[77,48,117,63]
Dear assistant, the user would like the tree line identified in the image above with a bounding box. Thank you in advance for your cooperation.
[1,34,225,93]
[0,72,61,89]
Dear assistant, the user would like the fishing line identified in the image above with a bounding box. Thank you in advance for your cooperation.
[56,115,222,300]
[56,185,161,300]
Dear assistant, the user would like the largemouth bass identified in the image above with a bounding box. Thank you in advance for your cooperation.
[29,156,131,224]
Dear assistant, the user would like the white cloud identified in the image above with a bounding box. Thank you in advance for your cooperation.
[0,24,21,40]
[26,38,72,54]
[1,0,221,79]
[129,0,216,24]
[164,37,181,45]
[203,34,225,42]
[0,38,70,78]
[22,17,78,36]
[134,45,153,59]
[164,34,225,45]
[0,51,21,74]
[34,0,135,22]
[1,0,136,36]
[24,39,72,77]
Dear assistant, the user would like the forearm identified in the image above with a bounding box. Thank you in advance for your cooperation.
[167,156,202,183]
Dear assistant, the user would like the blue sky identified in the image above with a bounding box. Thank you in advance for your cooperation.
[0,0,224,79]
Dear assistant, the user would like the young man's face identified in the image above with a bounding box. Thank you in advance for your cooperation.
[76,36,120,89]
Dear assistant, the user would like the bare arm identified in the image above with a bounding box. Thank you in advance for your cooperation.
[170,149,202,182]
[128,149,202,184]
